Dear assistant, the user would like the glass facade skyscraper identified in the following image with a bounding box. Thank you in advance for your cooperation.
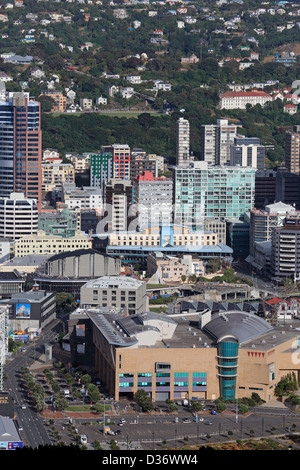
[0,90,42,210]
[173,162,255,229]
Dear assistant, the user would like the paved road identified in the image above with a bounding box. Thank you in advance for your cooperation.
[44,403,300,450]
[4,319,63,448]
[4,317,300,450]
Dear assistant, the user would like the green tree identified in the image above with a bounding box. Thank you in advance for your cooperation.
[135,389,154,412]
[87,383,101,403]
[80,374,92,387]
[44,54,66,71]
[37,95,56,112]
[274,373,298,399]
[206,257,220,274]
[56,292,76,313]
[166,400,178,412]
[191,400,203,412]
[239,404,249,414]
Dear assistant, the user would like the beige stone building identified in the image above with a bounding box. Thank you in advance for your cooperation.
[39,90,67,113]
[108,225,218,248]
[42,162,75,191]
[147,252,205,282]
[85,307,300,403]
[14,230,92,257]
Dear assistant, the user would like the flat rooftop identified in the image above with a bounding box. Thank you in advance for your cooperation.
[84,305,300,351]
[83,276,145,289]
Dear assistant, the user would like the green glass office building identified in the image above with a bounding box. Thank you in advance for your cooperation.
[173,162,255,230]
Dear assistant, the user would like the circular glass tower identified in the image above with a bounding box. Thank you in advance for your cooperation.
[217,337,239,400]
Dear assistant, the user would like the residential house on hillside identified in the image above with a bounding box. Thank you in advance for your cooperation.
[120,87,135,99]
[0,72,13,82]
[153,80,172,92]
[30,67,45,78]
[284,104,297,114]
[95,96,108,106]
[126,75,142,84]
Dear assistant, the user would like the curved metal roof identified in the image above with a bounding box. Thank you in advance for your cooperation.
[202,310,273,345]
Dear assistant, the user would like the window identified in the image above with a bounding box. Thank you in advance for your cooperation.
[155,363,171,372]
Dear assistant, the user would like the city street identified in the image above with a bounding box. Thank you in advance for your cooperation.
[44,407,300,450]
[4,318,300,450]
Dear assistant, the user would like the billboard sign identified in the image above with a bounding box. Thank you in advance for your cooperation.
[7,441,23,450]
[0,441,23,450]
[15,303,31,318]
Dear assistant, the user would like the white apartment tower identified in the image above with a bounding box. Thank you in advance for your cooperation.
[201,119,237,165]
[176,117,190,167]
[0,192,38,240]
[271,213,300,282]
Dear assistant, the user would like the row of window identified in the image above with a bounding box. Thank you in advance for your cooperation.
[119,382,207,388]
[119,372,207,378]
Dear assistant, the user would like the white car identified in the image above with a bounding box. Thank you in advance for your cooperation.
[21,404,26,409]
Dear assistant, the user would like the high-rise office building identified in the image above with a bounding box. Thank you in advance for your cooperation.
[271,212,300,282]
[90,144,130,193]
[173,161,255,229]
[104,179,133,233]
[229,137,265,170]
[254,169,277,209]
[201,119,237,165]
[111,144,130,180]
[0,192,38,240]
[133,171,173,229]
[285,125,300,174]
[0,88,42,210]
[176,117,190,167]
[130,153,158,180]
[90,152,113,191]
[249,201,296,256]
[200,123,216,165]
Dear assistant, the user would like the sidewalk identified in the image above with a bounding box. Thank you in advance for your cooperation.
[41,409,115,420]
[258,399,289,409]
